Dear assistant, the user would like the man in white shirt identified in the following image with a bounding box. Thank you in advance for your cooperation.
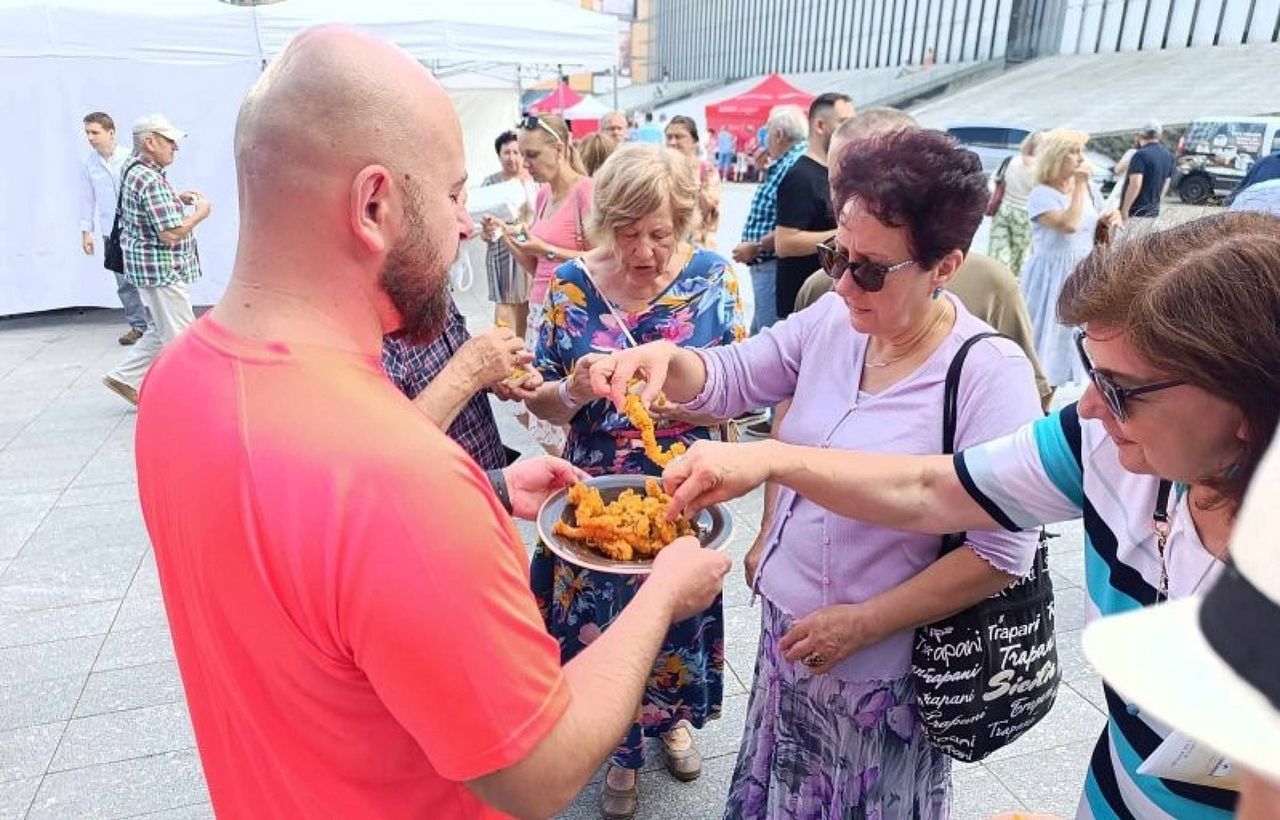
[80,111,149,345]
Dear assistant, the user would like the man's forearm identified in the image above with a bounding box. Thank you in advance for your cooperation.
[1120,175,1141,218]
[764,440,997,535]
[412,364,477,429]
[159,210,207,244]
[775,227,836,258]
[468,583,675,817]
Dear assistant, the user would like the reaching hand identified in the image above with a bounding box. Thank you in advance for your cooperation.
[502,456,589,520]
[492,369,543,402]
[731,242,759,265]
[646,536,731,623]
[456,326,534,392]
[587,341,679,411]
[661,439,773,520]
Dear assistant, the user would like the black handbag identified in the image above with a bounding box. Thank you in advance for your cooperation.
[103,160,142,274]
[911,332,1060,762]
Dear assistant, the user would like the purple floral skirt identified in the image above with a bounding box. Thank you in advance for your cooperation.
[725,600,951,819]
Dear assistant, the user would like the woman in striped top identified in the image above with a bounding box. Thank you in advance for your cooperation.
[650,210,1280,819]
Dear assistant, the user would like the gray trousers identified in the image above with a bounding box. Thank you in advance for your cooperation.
[104,235,149,330]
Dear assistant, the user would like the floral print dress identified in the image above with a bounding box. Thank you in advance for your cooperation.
[530,248,746,768]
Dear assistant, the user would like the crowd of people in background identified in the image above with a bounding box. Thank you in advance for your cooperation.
[86,26,1280,820]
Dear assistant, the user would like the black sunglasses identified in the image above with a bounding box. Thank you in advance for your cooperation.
[816,238,916,293]
[516,115,563,144]
[1073,329,1185,422]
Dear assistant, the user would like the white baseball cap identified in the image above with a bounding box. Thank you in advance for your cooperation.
[1083,432,1280,781]
[132,114,186,144]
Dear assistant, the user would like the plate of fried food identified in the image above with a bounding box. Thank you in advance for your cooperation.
[537,475,733,575]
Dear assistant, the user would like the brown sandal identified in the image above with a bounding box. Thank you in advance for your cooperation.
[661,722,702,782]
[599,764,638,819]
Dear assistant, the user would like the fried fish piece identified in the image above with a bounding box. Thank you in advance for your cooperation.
[553,479,698,562]
[624,394,687,468]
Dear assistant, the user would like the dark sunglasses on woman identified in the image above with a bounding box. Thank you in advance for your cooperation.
[816,237,917,293]
[1073,328,1185,422]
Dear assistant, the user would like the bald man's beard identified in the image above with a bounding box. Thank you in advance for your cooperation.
[380,185,453,346]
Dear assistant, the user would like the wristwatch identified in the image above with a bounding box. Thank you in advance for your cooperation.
[543,250,557,261]
[486,469,513,515]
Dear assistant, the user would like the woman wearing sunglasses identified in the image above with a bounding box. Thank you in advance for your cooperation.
[620,210,1280,820]
[499,114,596,451]
[586,129,1044,817]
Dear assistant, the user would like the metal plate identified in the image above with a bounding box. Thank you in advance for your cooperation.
[536,475,733,575]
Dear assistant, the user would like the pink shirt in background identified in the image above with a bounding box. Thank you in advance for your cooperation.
[529,176,594,306]
[685,293,1042,682]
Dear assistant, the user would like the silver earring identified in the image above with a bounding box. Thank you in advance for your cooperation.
[932,287,942,300]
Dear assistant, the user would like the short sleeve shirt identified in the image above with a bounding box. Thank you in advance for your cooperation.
[119,155,201,287]
[135,315,569,819]
[1124,142,1174,218]
[774,155,833,318]
[955,406,1235,819]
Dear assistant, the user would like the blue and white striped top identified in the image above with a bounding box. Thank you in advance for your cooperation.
[955,404,1236,819]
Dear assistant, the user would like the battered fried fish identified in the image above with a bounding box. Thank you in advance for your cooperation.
[624,394,687,468]
[552,479,696,561]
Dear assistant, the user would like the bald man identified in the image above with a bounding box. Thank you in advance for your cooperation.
[134,26,728,820]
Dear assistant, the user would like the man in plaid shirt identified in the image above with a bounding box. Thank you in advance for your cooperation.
[104,114,211,406]
[382,296,540,471]
[730,106,808,335]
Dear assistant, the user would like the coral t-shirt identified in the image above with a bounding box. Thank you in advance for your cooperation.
[135,315,568,819]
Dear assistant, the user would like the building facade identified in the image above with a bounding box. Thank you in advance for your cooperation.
[650,0,1280,81]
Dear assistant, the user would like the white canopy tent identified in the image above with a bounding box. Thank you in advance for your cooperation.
[563,94,612,120]
[0,0,615,315]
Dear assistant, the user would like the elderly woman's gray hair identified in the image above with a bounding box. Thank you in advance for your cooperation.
[767,105,809,143]
[588,144,698,250]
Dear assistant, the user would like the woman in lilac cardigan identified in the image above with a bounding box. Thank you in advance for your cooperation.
[589,129,1043,818]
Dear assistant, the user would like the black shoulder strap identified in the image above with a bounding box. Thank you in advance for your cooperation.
[943,332,1006,455]
[941,331,1008,554]
[109,160,143,237]
[1154,479,1173,524]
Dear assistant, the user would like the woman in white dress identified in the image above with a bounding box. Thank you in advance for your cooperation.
[1020,128,1119,387]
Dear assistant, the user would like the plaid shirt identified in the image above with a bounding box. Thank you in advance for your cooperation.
[119,154,201,288]
[381,300,508,471]
[739,141,808,261]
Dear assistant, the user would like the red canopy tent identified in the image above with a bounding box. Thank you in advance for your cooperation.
[527,83,582,116]
[705,74,815,145]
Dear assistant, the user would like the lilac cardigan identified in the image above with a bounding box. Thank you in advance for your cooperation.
[685,292,1042,681]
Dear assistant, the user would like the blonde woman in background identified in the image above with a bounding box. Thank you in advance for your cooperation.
[987,130,1041,276]
[501,113,596,452]
[665,115,722,248]
[579,131,618,176]
[1020,128,1119,388]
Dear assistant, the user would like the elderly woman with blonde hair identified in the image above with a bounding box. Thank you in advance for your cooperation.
[524,143,745,819]
[1020,128,1119,387]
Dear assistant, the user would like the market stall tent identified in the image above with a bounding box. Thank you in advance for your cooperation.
[704,73,815,145]
[0,0,615,315]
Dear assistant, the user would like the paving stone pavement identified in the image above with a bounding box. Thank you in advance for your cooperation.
[0,183,1132,819]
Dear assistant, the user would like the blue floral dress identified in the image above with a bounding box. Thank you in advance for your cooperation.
[531,248,746,769]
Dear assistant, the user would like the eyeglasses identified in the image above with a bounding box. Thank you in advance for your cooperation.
[815,238,916,292]
[516,115,563,145]
[1073,329,1185,422]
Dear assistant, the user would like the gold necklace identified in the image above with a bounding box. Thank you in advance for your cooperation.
[864,302,951,369]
